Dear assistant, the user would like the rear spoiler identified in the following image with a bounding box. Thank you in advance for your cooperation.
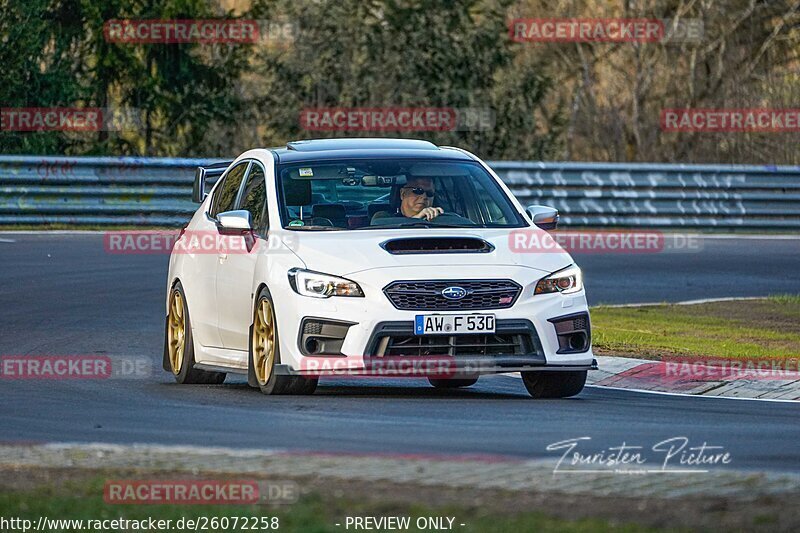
[192,160,234,203]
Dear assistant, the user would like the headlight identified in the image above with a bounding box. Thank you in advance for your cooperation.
[534,264,583,295]
[288,268,364,298]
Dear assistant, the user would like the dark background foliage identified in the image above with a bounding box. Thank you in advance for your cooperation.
[1,0,797,163]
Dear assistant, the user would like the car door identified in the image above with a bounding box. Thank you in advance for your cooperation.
[215,160,268,351]
[189,160,250,349]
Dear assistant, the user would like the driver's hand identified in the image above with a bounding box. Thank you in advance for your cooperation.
[412,207,444,221]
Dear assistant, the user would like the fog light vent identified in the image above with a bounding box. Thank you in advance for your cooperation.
[298,318,356,356]
[303,321,323,335]
[548,312,591,354]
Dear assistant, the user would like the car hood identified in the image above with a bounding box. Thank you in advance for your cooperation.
[279,227,573,277]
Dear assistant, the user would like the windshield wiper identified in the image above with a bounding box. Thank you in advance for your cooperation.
[284,225,343,231]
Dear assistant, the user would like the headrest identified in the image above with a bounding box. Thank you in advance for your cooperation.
[368,202,391,218]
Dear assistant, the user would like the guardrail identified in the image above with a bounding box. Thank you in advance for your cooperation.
[1,155,798,229]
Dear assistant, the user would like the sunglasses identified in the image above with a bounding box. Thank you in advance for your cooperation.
[403,186,435,198]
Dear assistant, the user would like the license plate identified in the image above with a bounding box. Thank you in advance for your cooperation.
[414,314,496,335]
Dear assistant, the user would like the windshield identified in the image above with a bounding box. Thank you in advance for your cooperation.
[277,159,526,230]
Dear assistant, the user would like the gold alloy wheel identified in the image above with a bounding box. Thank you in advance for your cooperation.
[167,289,186,375]
[252,297,276,385]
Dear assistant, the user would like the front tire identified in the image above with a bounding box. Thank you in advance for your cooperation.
[248,287,317,395]
[165,282,226,385]
[521,370,586,398]
[428,377,478,389]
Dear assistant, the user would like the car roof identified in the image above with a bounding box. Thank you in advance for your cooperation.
[269,138,475,163]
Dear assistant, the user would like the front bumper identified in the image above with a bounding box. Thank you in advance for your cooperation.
[275,358,598,376]
[273,269,595,376]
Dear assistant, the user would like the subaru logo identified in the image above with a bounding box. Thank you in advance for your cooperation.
[441,286,468,300]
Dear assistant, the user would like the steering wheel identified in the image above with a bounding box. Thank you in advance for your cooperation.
[430,212,476,225]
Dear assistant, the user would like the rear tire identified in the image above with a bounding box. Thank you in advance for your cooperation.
[521,370,586,398]
[428,377,478,389]
[166,282,226,385]
[248,287,317,395]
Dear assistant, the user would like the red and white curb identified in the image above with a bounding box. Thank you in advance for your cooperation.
[583,296,800,401]
[586,355,800,401]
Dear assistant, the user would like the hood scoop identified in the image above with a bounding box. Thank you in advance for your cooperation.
[381,237,495,255]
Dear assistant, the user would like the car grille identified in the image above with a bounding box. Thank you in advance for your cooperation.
[367,319,544,359]
[382,333,531,357]
[383,279,522,311]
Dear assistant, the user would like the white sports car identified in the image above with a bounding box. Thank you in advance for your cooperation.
[163,138,595,397]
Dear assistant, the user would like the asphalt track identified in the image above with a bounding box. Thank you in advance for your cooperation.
[1,233,799,472]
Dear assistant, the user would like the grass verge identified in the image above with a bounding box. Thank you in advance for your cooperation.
[0,474,659,533]
[590,295,800,360]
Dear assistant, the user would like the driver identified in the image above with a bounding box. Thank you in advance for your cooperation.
[372,177,443,223]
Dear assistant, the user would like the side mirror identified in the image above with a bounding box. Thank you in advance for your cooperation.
[525,205,559,230]
[216,210,253,235]
[192,167,208,204]
[193,161,233,203]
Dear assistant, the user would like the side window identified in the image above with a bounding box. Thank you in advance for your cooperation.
[237,164,268,232]
[209,162,249,218]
